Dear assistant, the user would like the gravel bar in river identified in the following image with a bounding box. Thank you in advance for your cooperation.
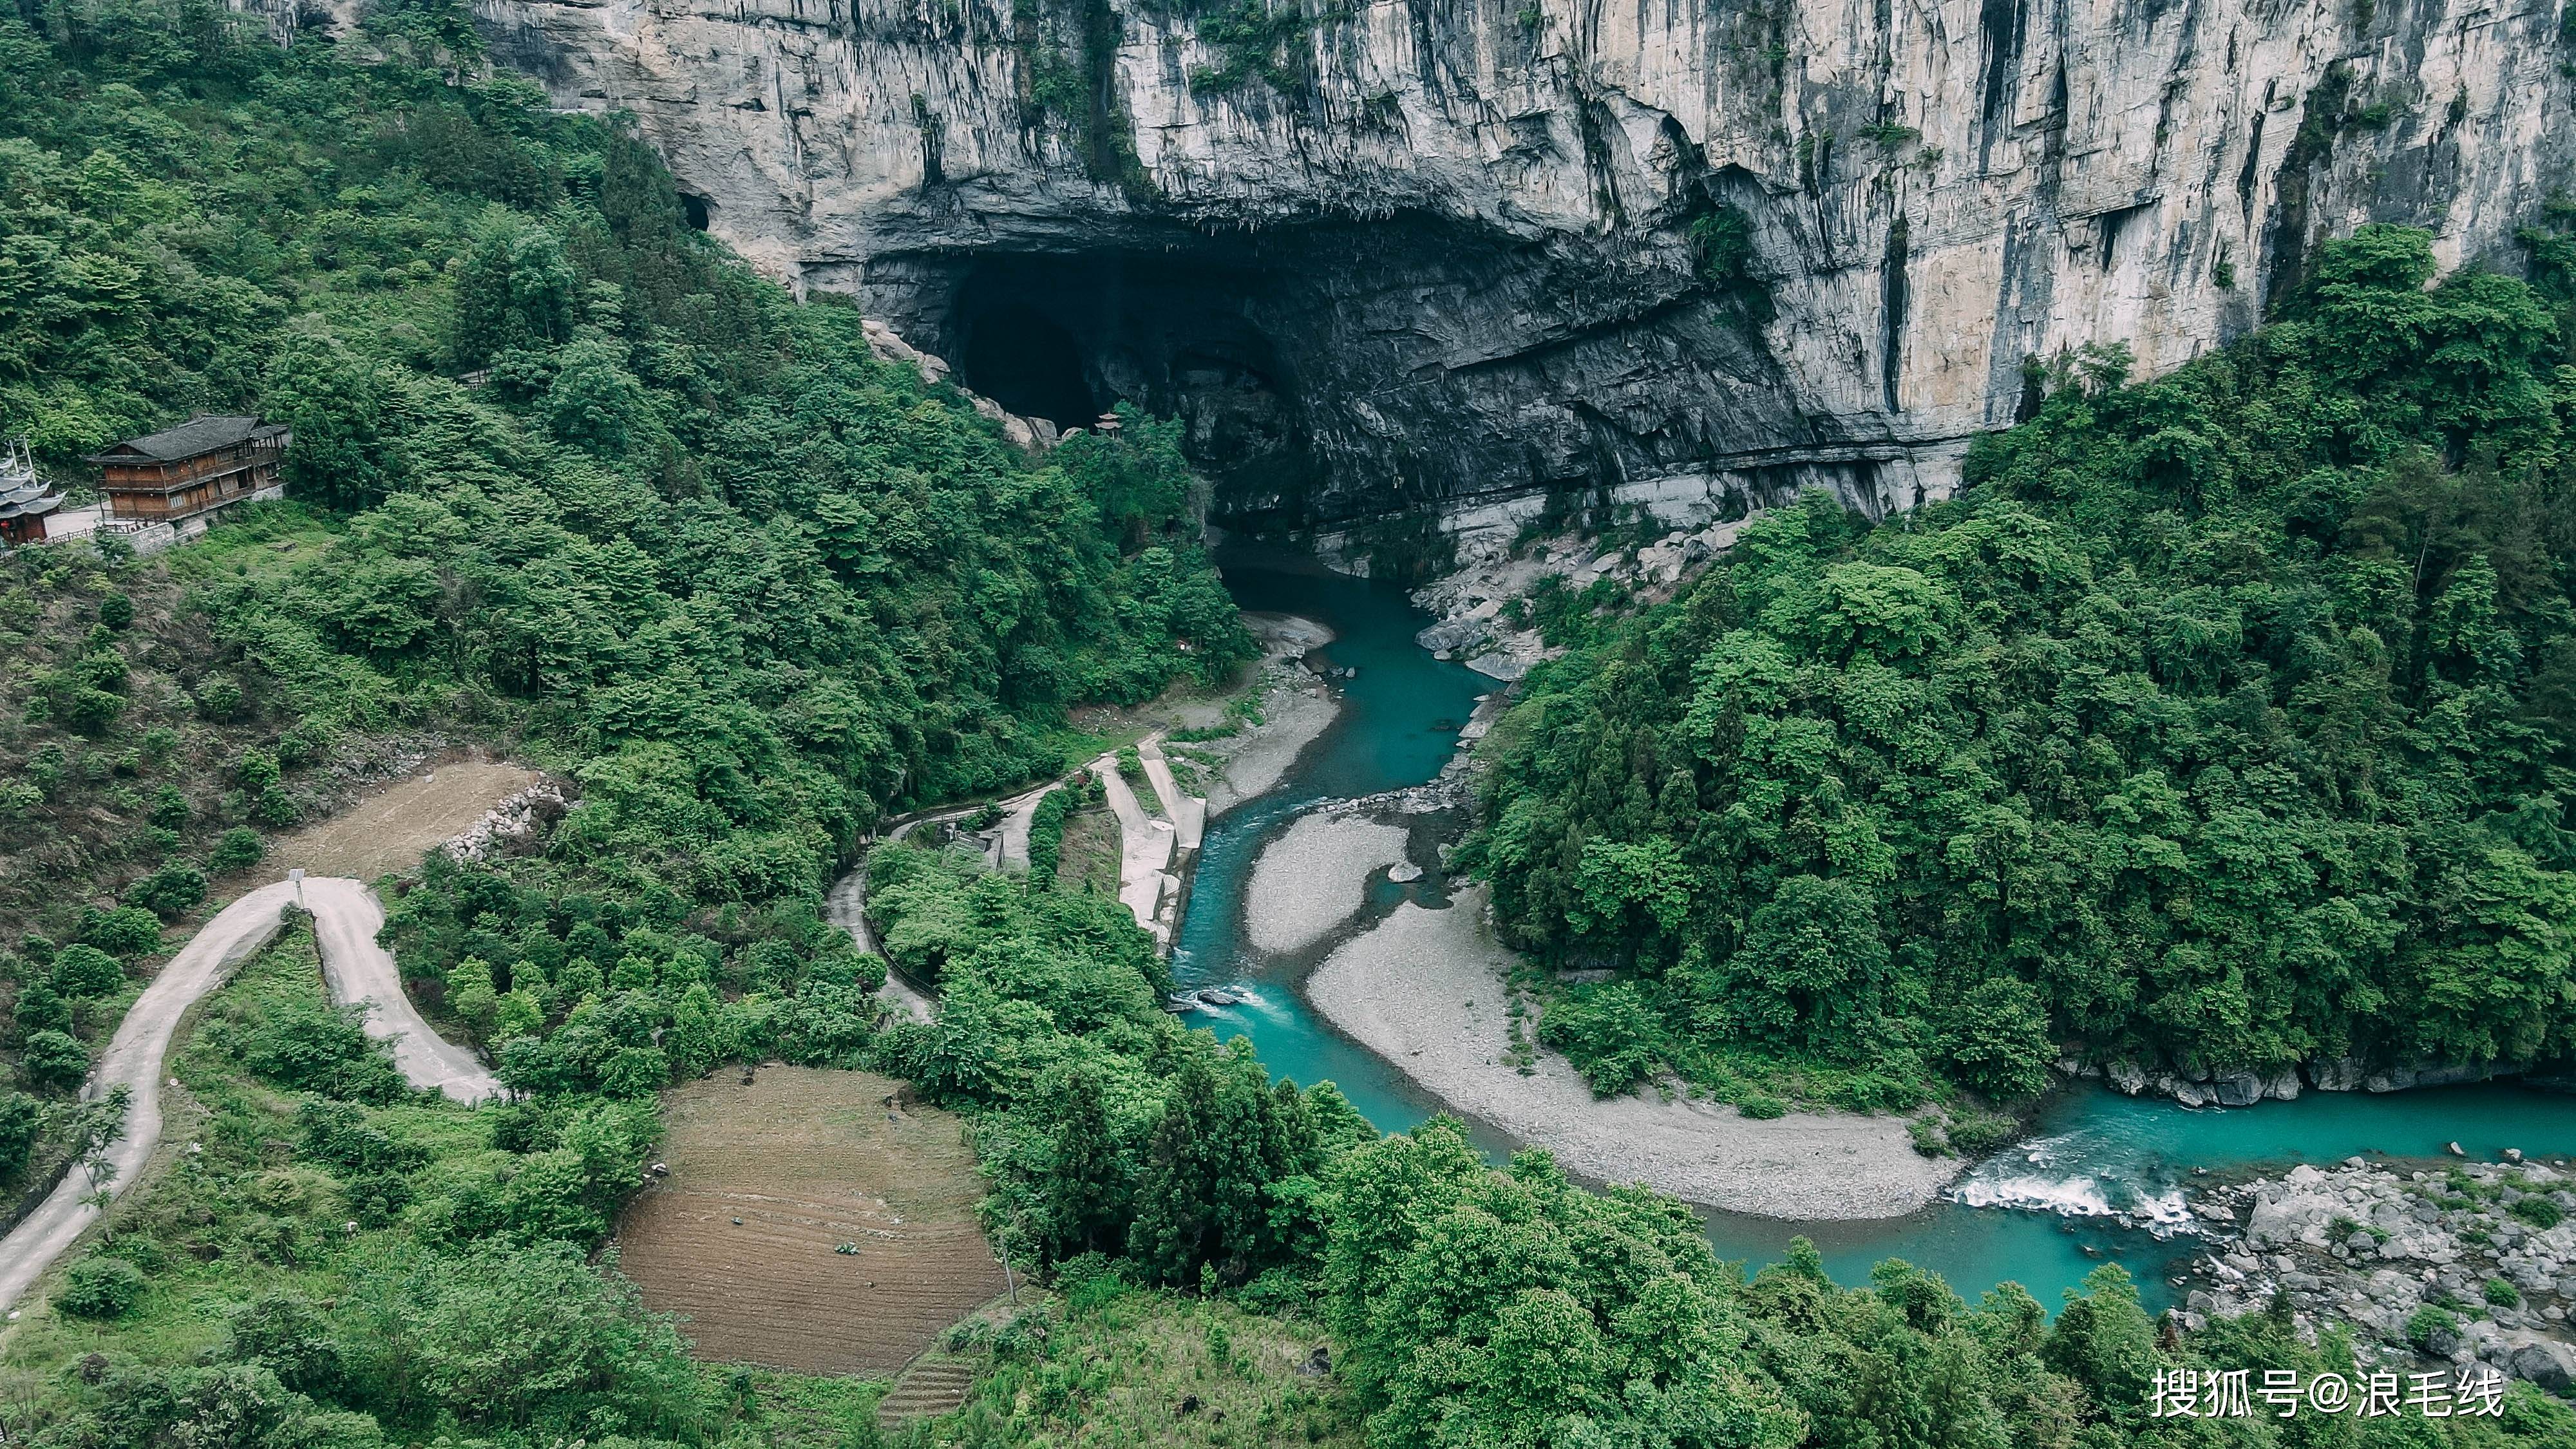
[1245,809,1410,955]
[1307,884,1965,1220]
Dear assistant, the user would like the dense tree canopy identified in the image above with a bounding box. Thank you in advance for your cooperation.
[1472,224,2576,1108]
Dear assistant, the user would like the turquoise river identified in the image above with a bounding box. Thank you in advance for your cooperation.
[1169,557,2576,1314]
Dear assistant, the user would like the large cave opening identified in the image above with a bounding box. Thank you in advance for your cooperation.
[864,213,1819,542]
[945,251,1316,529]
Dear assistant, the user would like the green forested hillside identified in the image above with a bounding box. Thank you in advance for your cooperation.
[0,2,1254,1441]
[1471,224,2576,1109]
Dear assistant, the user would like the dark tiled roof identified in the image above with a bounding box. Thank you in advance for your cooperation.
[87,415,287,464]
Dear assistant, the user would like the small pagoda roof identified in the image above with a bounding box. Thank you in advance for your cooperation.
[86,415,287,465]
[0,490,61,522]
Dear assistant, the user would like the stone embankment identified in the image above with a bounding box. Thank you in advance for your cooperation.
[440,780,571,865]
[2178,1157,2576,1392]
[2073,1055,2564,1109]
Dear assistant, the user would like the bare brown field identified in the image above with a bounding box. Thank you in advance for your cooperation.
[615,1067,1007,1376]
[267,759,540,880]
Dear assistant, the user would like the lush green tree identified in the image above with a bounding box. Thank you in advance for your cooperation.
[1942,978,2056,1101]
[128,862,207,920]
[209,826,266,875]
[0,1090,40,1177]
[82,905,162,958]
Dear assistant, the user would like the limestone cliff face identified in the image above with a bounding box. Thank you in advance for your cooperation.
[473,0,2573,536]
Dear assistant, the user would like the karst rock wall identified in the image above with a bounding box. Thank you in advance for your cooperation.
[473,0,2574,536]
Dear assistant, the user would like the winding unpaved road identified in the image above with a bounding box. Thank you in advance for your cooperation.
[0,875,498,1315]
[303,877,502,1105]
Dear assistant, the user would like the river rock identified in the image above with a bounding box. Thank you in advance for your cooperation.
[2366,1065,2419,1093]
[2510,1341,2574,1390]
[1416,620,1495,656]
[2264,1068,2302,1101]
[2181,1156,2576,1378]
[2107,1061,2148,1096]
[2213,1072,2264,1108]
[1387,862,1423,884]
[2306,1057,2368,1092]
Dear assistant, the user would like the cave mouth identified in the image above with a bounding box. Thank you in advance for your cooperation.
[960,303,1095,432]
[943,251,1317,529]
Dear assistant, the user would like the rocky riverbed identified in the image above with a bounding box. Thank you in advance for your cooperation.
[2177,1157,2576,1392]
[1407,518,1760,681]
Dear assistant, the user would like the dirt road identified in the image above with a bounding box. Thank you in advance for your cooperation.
[0,875,497,1315]
[303,876,502,1106]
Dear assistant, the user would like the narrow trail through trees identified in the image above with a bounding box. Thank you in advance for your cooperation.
[0,876,497,1314]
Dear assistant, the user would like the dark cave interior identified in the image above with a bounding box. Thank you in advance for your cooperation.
[880,215,1801,538]
[941,250,1318,529]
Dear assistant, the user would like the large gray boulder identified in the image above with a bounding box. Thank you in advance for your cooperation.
[2508,1341,2573,1391]
[2213,1072,2263,1108]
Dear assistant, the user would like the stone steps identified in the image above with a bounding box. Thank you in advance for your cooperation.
[875,1356,978,1428]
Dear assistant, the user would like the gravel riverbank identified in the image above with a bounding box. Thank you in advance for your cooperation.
[1304,884,1963,1220]
[1197,612,1341,816]
[1244,809,1409,955]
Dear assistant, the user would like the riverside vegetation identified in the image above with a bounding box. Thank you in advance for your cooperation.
[1470,222,2576,1121]
[0,3,2571,1447]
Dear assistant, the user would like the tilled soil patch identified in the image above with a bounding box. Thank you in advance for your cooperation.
[616,1067,1005,1376]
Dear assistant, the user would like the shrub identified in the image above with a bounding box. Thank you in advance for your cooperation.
[80,905,162,958]
[1535,980,1665,1097]
[209,826,266,874]
[146,783,191,831]
[128,864,207,920]
[1026,785,1079,886]
[96,592,132,630]
[55,1257,146,1319]
[57,687,124,735]
[0,1092,41,1177]
[2407,1305,2459,1350]
[194,674,244,720]
[276,717,336,766]
[22,1030,90,1093]
[234,747,281,793]
[238,1005,409,1104]
[1945,1112,2020,1156]
[2483,1278,2521,1309]
[48,943,124,997]
[2508,1195,2564,1229]
[255,786,300,827]
[220,1293,344,1394]
[1738,1092,1788,1119]
[12,976,71,1036]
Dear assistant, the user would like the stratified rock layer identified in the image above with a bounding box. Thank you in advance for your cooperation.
[472,0,2574,530]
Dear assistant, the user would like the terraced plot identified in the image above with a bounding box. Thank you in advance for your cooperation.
[616,1067,1006,1376]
